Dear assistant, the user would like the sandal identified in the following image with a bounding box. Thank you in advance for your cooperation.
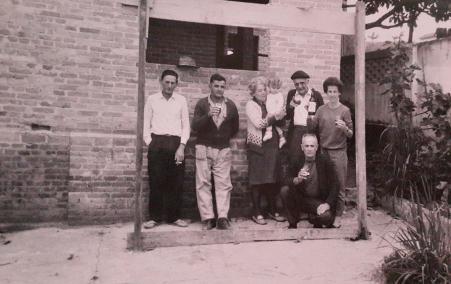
[172,219,188,227]
[143,220,158,229]
[268,212,286,222]
[252,215,267,225]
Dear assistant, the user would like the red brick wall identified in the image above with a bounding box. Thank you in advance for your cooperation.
[0,0,342,224]
[0,0,140,223]
[0,131,69,222]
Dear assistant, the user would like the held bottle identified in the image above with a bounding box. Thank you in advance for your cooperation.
[307,95,317,116]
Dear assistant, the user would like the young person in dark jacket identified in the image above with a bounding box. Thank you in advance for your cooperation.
[191,73,239,230]
[280,133,339,228]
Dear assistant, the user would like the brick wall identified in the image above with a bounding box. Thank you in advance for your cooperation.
[0,0,342,224]
[267,0,342,97]
[0,0,140,223]
[0,130,69,222]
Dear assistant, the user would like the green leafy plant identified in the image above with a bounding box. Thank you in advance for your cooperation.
[372,39,451,202]
[376,38,451,284]
[416,81,451,185]
[382,184,451,283]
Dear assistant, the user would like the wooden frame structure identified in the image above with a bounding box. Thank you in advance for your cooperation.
[129,0,369,250]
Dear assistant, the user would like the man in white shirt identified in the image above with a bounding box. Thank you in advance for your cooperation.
[142,69,190,229]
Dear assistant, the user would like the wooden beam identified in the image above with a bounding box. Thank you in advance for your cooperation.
[121,0,355,35]
[132,0,149,251]
[354,1,370,240]
[127,226,358,249]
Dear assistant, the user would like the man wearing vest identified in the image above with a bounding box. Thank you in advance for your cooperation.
[285,70,324,160]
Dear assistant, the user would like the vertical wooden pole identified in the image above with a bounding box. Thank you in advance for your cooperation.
[133,0,149,251]
[355,1,370,240]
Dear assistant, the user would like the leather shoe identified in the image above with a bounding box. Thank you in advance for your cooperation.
[268,212,286,222]
[217,218,230,230]
[288,223,297,229]
[203,218,216,230]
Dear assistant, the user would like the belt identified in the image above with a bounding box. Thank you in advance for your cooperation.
[151,134,180,138]
[323,148,346,151]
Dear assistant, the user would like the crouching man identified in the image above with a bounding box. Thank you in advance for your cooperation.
[281,133,339,228]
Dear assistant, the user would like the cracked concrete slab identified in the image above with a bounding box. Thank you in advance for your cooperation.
[0,209,400,284]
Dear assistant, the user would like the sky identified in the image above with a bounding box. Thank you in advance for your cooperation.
[367,9,451,42]
[347,1,451,42]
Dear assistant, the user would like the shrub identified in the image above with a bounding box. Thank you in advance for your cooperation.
[382,192,450,283]
[372,39,451,203]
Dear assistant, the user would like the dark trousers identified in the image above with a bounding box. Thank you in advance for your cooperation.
[288,126,308,162]
[250,183,279,216]
[280,186,335,227]
[147,135,184,223]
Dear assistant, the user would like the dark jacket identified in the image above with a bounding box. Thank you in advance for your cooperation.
[191,97,239,149]
[285,88,324,141]
[284,153,339,210]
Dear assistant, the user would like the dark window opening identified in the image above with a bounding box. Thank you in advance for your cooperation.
[216,26,259,70]
[146,19,261,71]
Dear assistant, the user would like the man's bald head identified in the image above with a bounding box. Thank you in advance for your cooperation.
[301,134,318,159]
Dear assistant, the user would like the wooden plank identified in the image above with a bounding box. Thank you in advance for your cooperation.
[354,1,370,240]
[127,226,358,250]
[132,0,149,251]
[121,0,355,35]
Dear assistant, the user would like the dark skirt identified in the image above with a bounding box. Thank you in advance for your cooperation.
[248,129,280,186]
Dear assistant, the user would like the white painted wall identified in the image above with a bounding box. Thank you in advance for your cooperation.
[415,37,451,94]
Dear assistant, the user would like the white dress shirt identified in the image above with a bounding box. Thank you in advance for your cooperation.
[293,89,312,126]
[143,92,190,146]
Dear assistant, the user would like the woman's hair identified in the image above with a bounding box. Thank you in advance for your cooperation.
[268,77,282,90]
[248,76,268,95]
[322,76,344,93]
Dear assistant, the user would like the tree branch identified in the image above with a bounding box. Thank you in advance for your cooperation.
[366,7,402,29]
[378,22,406,29]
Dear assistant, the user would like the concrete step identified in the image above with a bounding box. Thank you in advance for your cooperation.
[127,211,359,250]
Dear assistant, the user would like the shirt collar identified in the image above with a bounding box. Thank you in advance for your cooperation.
[159,92,176,101]
[297,88,312,97]
[208,95,227,105]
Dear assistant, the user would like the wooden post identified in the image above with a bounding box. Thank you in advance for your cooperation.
[132,0,149,251]
[354,0,370,240]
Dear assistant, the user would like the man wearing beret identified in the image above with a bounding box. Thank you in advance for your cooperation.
[285,70,324,160]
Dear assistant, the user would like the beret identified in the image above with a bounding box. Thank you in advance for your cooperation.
[290,70,310,80]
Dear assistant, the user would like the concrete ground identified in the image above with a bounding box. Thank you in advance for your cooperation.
[0,209,401,284]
